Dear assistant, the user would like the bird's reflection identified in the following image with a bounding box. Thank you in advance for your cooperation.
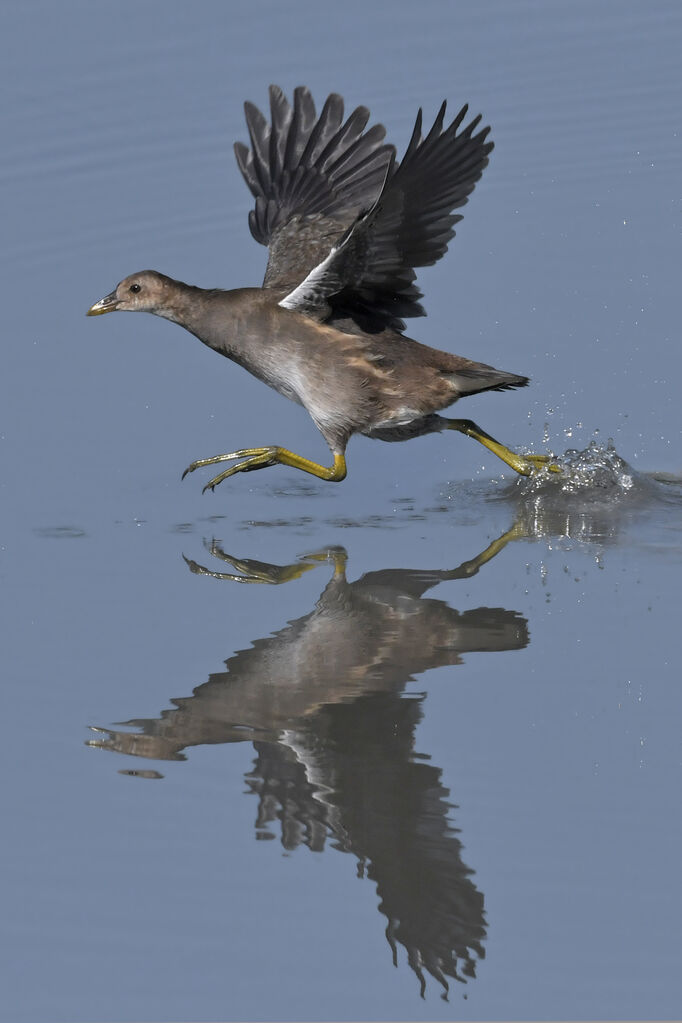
[86,457,664,997]
[89,527,528,997]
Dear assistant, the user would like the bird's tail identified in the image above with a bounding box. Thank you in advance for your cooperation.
[448,363,529,397]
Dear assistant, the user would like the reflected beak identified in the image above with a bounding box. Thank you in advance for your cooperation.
[86,291,119,316]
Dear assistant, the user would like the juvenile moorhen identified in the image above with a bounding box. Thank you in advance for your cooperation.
[87,85,557,490]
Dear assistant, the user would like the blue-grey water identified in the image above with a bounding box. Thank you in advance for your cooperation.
[2,1,681,1020]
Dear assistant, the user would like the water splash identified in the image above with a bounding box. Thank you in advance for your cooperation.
[520,439,636,495]
[506,439,668,549]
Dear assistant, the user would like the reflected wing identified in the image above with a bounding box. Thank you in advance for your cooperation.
[280,102,494,331]
[234,85,394,295]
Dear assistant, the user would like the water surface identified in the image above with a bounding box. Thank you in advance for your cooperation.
[2,1,681,1020]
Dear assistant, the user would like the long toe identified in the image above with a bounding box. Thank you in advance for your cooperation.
[202,450,279,492]
[182,449,263,480]
[523,453,561,474]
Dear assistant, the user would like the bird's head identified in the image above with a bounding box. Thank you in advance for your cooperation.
[86,270,176,317]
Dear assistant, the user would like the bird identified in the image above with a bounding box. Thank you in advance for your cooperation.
[87,84,558,491]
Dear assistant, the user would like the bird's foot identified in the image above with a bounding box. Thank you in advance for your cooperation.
[182,447,279,492]
[182,446,347,490]
[518,452,562,476]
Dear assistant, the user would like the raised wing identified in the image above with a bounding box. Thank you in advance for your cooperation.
[279,102,494,332]
[234,85,394,295]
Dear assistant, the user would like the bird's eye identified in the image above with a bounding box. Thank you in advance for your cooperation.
[129,283,141,294]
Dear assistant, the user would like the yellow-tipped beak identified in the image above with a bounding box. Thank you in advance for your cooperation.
[86,291,118,316]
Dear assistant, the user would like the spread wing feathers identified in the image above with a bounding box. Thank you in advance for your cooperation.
[234,85,395,290]
[280,102,494,332]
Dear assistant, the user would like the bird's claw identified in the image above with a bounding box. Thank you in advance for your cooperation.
[522,453,561,475]
[180,447,279,492]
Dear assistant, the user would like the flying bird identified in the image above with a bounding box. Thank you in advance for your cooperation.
[87,85,557,490]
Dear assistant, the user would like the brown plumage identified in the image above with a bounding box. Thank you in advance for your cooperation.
[87,85,557,489]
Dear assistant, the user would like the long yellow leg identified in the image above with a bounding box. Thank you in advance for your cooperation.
[446,419,560,476]
[182,446,347,492]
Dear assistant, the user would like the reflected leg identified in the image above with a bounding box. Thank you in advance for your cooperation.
[183,544,348,584]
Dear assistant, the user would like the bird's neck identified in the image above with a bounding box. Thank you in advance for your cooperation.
[153,280,217,330]
[156,283,274,363]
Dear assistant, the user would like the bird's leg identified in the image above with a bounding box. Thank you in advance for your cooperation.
[182,447,347,492]
[445,418,561,476]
